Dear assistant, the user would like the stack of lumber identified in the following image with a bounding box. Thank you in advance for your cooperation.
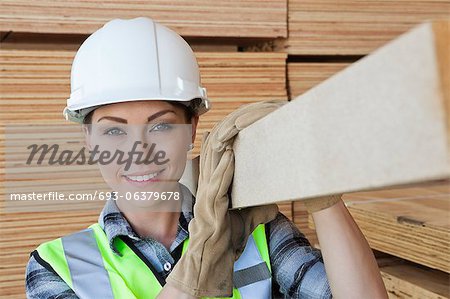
[342,181,450,273]
[377,252,450,299]
[0,0,287,38]
[308,180,450,298]
[279,0,450,55]
[287,62,350,98]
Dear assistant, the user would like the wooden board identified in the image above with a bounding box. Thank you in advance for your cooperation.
[308,181,450,273]
[380,259,450,299]
[0,32,240,52]
[231,21,450,208]
[346,181,450,273]
[293,201,319,247]
[277,0,450,55]
[287,62,351,97]
[0,0,286,38]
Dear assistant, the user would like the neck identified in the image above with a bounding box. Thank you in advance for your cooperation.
[125,210,180,249]
[116,184,183,250]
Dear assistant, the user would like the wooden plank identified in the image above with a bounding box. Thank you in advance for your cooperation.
[345,181,450,273]
[0,0,287,38]
[0,33,239,52]
[308,181,450,273]
[380,257,450,299]
[278,0,450,55]
[287,62,351,97]
[231,21,450,208]
[293,201,319,247]
[277,201,293,221]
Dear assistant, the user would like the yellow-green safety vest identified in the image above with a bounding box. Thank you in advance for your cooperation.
[33,223,272,299]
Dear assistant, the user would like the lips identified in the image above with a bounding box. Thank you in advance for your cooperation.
[124,168,165,182]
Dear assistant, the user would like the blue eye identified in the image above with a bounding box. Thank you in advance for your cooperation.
[103,127,126,136]
[150,123,172,132]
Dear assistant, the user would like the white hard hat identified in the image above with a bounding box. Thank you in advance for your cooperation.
[63,17,210,123]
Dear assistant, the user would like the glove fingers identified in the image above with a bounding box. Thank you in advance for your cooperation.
[207,149,234,206]
[216,100,286,145]
[214,105,258,143]
[235,106,279,130]
[211,109,244,148]
[195,148,234,225]
[215,101,279,140]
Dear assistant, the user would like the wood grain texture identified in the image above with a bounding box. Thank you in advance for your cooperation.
[380,257,450,299]
[293,201,319,247]
[0,0,287,38]
[433,21,450,154]
[307,190,450,298]
[287,62,351,97]
[346,181,450,273]
[309,181,450,273]
[276,0,450,55]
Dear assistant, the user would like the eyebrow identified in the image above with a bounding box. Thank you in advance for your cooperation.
[97,110,176,123]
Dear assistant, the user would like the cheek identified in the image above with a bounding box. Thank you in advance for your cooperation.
[154,126,190,154]
[97,161,122,189]
[88,140,125,182]
[156,131,190,175]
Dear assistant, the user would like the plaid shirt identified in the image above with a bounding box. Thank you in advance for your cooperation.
[26,184,331,298]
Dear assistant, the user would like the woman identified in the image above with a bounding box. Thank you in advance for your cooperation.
[25,17,387,298]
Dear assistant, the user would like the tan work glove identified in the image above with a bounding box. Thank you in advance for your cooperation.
[303,194,343,214]
[166,100,286,297]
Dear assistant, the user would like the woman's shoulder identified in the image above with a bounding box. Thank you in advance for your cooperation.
[25,253,77,298]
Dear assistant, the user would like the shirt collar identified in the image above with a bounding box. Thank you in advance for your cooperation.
[98,183,195,255]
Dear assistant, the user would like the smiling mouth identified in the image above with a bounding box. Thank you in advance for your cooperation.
[123,169,166,182]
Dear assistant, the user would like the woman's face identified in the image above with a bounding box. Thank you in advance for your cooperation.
[84,100,198,211]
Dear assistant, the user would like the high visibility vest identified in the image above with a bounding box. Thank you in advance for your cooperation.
[33,223,272,299]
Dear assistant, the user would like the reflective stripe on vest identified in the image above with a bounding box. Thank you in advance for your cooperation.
[62,228,115,299]
[36,223,271,299]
